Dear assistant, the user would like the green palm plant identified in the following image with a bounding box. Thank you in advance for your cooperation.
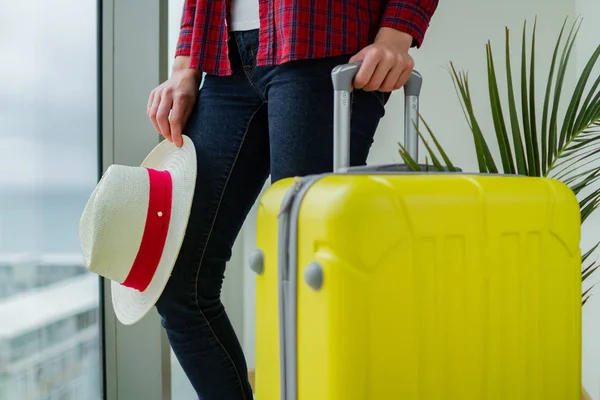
[400,16,600,304]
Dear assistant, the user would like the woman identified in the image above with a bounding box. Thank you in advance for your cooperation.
[147,0,439,398]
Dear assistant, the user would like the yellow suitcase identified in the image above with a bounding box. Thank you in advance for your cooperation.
[250,63,582,400]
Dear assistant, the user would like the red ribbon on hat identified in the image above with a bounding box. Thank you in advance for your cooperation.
[122,168,173,292]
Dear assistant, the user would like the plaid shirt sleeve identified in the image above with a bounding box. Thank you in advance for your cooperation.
[175,0,196,57]
[379,0,439,47]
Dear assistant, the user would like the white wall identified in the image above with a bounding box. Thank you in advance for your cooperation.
[231,0,600,396]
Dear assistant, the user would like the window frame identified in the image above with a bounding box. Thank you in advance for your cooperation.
[99,1,172,399]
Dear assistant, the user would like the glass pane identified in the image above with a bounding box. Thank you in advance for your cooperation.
[0,1,102,399]
[166,0,198,398]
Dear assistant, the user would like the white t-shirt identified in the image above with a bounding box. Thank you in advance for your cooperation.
[229,0,260,31]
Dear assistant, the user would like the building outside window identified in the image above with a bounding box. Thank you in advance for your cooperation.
[0,0,102,399]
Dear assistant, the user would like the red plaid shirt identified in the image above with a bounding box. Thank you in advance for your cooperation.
[176,0,439,76]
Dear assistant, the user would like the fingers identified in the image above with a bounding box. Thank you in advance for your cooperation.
[147,72,198,148]
[380,56,414,92]
[156,89,174,143]
[351,46,414,93]
[170,94,192,148]
[352,50,378,91]
[148,87,174,143]
[147,87,178,145]
[378,63,403,92]
[393,66,414,91]
[147,90,155,116]
[148,89,162,135]
[364,53,396,91]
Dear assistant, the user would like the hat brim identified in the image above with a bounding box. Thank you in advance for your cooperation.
[111,135,196,325]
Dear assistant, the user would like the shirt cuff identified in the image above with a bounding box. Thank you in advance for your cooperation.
[175,26,193,57]
[379,1,435,48]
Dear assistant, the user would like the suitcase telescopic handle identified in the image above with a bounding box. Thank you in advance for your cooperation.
[331,62,423,172]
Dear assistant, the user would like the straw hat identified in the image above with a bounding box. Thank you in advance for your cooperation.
[79,135,196,325]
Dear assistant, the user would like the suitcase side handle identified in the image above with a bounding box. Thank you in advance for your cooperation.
[331,62,423,172]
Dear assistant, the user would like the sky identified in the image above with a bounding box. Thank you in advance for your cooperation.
[0,0,99,189]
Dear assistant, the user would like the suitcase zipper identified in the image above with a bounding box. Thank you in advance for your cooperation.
[278,177,306,218]
[277,175,321,400]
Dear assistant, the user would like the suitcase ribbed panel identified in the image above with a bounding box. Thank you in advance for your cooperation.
[255,174,581,400]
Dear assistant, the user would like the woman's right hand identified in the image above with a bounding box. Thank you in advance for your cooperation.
[147,56,202,148]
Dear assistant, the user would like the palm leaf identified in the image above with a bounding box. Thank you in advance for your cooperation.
[548,19,581,162]
[541,18,568,174]
[448,63,497,173]
[583,261,600,282]
[583,285,597,306]
[560,24,600,149]
[418,114,459,172]
[527,17,542,175]
[486,41,515,173]
[504,27,528,174]
[398,117,459,173]
[583,242,600,263]
[520,20,538,176]
[398,147,422,171]
[417,130,445,171]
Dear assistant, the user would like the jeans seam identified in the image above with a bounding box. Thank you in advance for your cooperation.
[235,36,264,101]
[248,47,256,77]
[192,103,265,400]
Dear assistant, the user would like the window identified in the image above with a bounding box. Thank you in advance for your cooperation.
[9,329,41,362]
[76,310,98,332]
[0,1,101,399]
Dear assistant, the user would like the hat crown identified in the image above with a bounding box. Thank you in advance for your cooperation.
[79,164,150,283]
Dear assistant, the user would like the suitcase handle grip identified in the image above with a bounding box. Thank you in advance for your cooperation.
[331,62,422,172]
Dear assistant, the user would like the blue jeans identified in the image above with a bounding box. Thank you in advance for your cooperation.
[155,29,385,400]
